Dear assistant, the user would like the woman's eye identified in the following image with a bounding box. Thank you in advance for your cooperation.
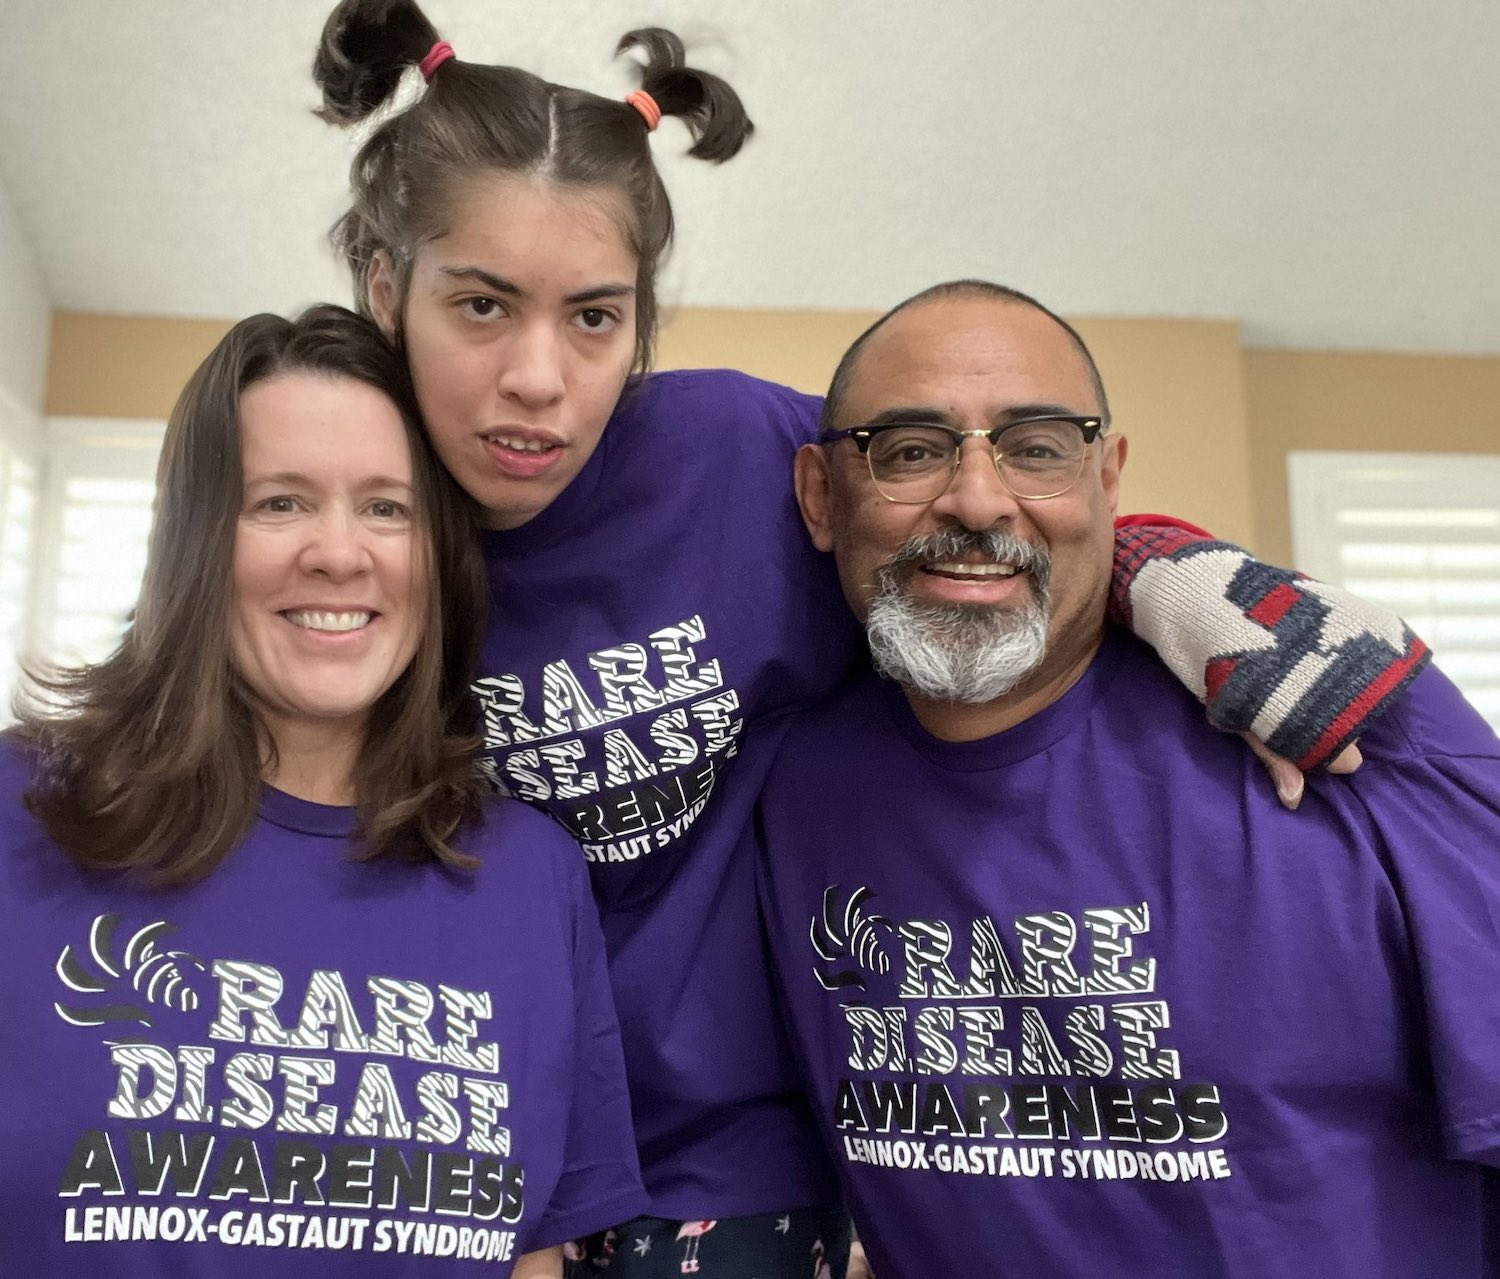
[367,499,409,520]
[255,496,299,514]
[461,296,503,319]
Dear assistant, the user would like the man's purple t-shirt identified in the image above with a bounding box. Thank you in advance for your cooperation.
[0,756,645,1276]
[757,631,1500,1276]
[474,369,858,1218]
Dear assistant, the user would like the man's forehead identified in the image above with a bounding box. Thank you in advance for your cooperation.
[837,296,1099,426]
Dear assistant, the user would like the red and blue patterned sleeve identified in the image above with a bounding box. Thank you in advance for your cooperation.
[1110,515,1431,770]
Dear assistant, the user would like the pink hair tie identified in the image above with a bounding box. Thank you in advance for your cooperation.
[627,89,662,131]
[419,40,456,82]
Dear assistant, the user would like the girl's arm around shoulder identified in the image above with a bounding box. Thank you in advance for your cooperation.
[1110,515,1430,773]
[626,367,824,453]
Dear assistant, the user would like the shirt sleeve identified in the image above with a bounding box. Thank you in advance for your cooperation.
[1108,518,1430,769]
[525,847,647,1247]
[1347,682,1500,1167]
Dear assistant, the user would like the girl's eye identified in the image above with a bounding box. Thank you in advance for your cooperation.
[461,296,504,320]
[575,308,618,333]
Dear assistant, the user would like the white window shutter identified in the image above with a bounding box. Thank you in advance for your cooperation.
[1290,452,1500,730]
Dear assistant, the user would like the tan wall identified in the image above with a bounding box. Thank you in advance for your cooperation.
[47,312,233,420]
[45,307,1500,564]
[1244,349,1500,567]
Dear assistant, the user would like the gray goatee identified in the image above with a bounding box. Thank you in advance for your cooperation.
[865,527,1052,704]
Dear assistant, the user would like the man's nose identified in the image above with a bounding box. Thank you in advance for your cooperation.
[928,437,1021,530]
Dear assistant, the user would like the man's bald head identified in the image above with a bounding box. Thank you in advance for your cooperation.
[821,280,1110,433]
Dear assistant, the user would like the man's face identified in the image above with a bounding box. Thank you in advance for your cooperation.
[796,294,1126,707]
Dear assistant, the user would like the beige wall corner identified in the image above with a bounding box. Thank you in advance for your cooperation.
[657,307,878,395]
[1244,349,1500,569]
[1077,319,1256,550]
[47,312,234,420]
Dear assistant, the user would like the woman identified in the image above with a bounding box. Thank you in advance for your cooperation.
[0,306,644,1276]
[309,5,1426,1273]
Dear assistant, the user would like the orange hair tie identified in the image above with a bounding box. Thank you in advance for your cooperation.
[419,41,456,82]
[627,89,662,131]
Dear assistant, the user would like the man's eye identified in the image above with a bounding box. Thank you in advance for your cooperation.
[869,430,953,469]
[1013,441,1064,459]
[896,443,940,463]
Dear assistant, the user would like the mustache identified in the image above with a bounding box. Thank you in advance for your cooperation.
[877,527,1052,591]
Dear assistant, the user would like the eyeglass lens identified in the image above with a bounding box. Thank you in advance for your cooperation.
[866,419,1089,501]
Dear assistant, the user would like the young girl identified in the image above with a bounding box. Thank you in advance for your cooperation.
[310,5,1427,1272]
[1,306,643,1277]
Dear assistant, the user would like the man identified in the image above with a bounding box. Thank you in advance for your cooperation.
[756,280,1500,1275]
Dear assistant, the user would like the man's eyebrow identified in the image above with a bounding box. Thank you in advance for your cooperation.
[857,407,951,429]
[998,402,1090,421]
[436,267,634,306]
[854,402,1092,430]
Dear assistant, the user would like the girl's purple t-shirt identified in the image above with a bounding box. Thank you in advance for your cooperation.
[475,369,858,1217]
[757,632,1500,1276]
[0,758,645,1276]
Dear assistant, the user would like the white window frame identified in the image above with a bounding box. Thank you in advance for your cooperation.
[1289,450,1500,730]
[32,417,166,669]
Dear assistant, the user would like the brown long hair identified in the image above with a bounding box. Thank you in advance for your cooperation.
[12,305,490,884]
[313,0,754,371]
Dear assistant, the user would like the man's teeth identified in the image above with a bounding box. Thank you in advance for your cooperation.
[929,562,1020,577]
[492,435,552,453]
[286,611,372,632]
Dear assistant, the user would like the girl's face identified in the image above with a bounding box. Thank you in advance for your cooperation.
[375,174,639,530]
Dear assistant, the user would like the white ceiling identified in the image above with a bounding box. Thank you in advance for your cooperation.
[0,0,1496,354]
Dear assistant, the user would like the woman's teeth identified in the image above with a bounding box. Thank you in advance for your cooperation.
[286,611,371,631]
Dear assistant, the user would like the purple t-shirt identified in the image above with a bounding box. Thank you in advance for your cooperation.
[0,755,645,1276]
[757,630,1500,1276]
[475,369,858,1218]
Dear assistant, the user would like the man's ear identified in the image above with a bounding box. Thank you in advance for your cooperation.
[1101,433,1128,517]
[793,442,837,552]
[368,251,401,338]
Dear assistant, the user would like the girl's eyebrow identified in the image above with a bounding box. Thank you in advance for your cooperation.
[438,265,634,305]
[439,265,520,295]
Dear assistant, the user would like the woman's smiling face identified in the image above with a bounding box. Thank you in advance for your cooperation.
[230,371,426,750]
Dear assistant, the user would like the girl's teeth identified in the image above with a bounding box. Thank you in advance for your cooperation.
[287,611,371,632]
[495,436,550,453]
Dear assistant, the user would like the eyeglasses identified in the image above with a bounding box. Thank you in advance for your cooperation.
[819,414,1107,504]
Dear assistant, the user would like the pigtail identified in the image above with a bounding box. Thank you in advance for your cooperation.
[617,28,754,162]
[314,0,442,126]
